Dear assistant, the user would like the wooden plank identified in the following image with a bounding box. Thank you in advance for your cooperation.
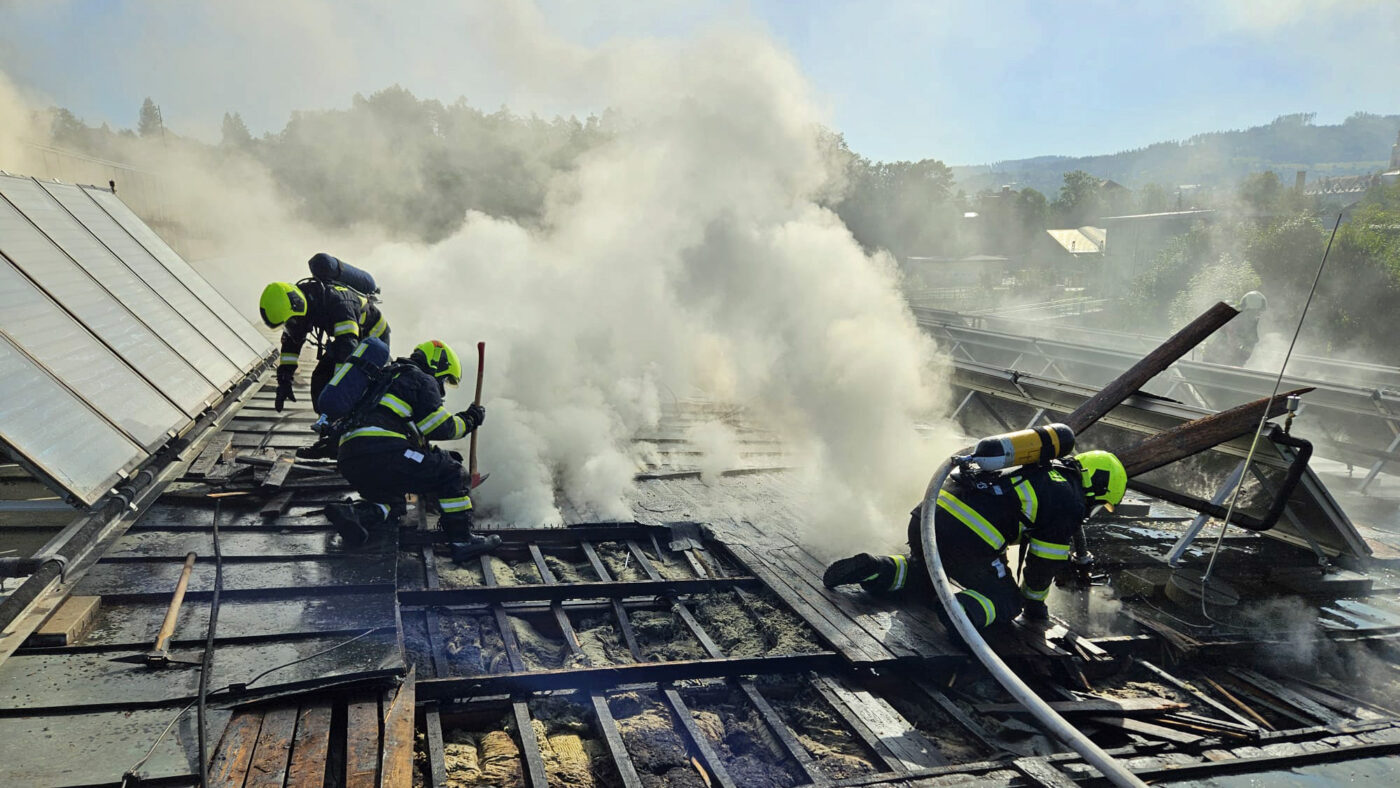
[345,698,381,788]
[380,673,417,788]
[738,681,826,786]
[1086,716,1205,745]
[591,692,644,788]
[975,697,1186,715]
[286,702,333,788]
[208,710,264,788]
[1118,389,1310,477]
[1232,668,1350,728]
[260,490,294,519]
[819,676,947,770]
[244,706,299,788]
[187,434,233,478]
[261,454,296,490]
[1136,660,1260,731]
[661,687,737,788]
[809,676,910,773]
[425,707,449,788]
[29,595,101,646]
[1012,756,1081,788]
[910,677,1006,756]
[726,543,889,665]
[513,700,549,788]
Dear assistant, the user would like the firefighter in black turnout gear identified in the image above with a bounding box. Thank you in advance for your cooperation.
[258,261,391,449]
[823,445,1126,632]
[322,340,500,561]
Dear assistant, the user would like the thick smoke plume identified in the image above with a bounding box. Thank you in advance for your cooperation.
[0,3,957,556]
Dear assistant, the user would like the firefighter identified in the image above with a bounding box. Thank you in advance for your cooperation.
[258,277,391,457]
[323,340,500,561]
[823,450,1126,631]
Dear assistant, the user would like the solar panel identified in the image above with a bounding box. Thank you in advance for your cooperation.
[37,182,257,383]
[0,176,274,508]
[0,335,146,506]
[81,186,272,364]
[0,250,188,452]
[0,176,220,417]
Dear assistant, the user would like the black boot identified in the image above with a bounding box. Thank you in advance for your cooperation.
[439,510,475,542]
[324,501,368,548]
[450,533,502,562]
[822,553,883,588]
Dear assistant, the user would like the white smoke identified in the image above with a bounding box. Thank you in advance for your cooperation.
[1,2,958,555]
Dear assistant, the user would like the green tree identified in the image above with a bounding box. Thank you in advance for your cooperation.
[1135,183,1172,214]
[1238,171,1284,215]
[1051,170,1102,226]
[220,112,252,148]
[138,97,162,138]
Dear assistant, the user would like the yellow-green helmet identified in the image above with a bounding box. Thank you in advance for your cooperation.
[1076,450,1127,510]
[259,282,307,328]
[413,340,462,386]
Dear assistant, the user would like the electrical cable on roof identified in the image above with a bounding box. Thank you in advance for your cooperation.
[119,697,199,788]
[196,499,223,787]
[1198,212,1343,626]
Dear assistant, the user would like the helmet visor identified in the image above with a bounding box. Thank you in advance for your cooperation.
[442,373,460,387]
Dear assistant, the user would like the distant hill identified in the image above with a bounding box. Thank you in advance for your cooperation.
[952,112,1400,196]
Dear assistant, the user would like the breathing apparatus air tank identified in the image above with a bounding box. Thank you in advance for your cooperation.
[959,423,1076,471]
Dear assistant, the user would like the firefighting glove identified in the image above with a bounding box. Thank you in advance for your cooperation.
[458,403,486,430]
[274,373,297,412]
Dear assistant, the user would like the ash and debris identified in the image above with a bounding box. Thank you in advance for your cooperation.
[645,547,698,580]
[509,614,568,670]
[443,615,508,675]
[544,552,597,583]
[756,679,879,779]
[398,552,426,589]
[691,590,821,657]
[629,610,707,661]
[440,714,524,787]
[437,554,541,588]
[574,613,634,665]
[402,613,435,678]
[531,694,624,788]
[681,687,806,787]
[609,692,708,788]
[596,542,648,582]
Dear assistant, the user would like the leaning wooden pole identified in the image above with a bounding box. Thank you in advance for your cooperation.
[1115,387,1313,477]
[1063,301,1239,434]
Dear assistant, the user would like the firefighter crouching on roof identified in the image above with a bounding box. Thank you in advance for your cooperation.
[823,440,1126,631]
[322,340,500,562]
[258,273,390,458]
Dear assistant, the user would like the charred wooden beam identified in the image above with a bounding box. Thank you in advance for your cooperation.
[396,576,761,607]
[1064,301,1238,434]
[1116,388,1313,477]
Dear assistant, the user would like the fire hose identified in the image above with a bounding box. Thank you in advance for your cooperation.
[920,457,1148,788]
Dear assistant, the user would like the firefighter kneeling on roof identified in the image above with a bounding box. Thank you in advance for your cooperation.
[322,339,500,562]
[824,426,1125,632]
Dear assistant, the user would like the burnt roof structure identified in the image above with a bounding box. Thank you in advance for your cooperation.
[3,189,1400,786]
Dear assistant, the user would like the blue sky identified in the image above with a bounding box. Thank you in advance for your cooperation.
[2,0,1397,165]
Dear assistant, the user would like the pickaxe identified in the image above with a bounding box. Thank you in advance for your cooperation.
[111,552,203,668]
[469,341,490,489]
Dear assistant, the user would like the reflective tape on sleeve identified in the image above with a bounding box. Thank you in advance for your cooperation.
[1014,478,1039,524]
[417,407,451,434]
[379,393,412,417]
[1028,538,1072,561]
[334,320,359,337]
[888,554,908,592]
[959,589,997,627]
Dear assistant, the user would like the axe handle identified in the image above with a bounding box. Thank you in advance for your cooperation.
[154,552,197,653]
[469,342,484,478]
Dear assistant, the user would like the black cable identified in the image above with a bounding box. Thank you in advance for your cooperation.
[196,500,223,787]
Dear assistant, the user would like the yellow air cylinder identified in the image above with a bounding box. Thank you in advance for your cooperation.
[966,423,1076,470]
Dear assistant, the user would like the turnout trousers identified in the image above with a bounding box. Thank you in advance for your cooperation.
[336,443,472,518]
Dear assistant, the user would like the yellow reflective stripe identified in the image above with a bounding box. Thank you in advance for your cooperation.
[960,589,996,627]
[440,495,473,512]
[339,426,407,445]
[379,393,412,417]
[278,353,299,366]
[1021,582,1050,601]
[1028,539,1072,561]
[417,407,451,434]
[334,320,359,336]
[1014,479,1038,524]
[888,555,908,592]
[328,362,352,386]
[937,489,1005,550]
[367,315,388,339]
